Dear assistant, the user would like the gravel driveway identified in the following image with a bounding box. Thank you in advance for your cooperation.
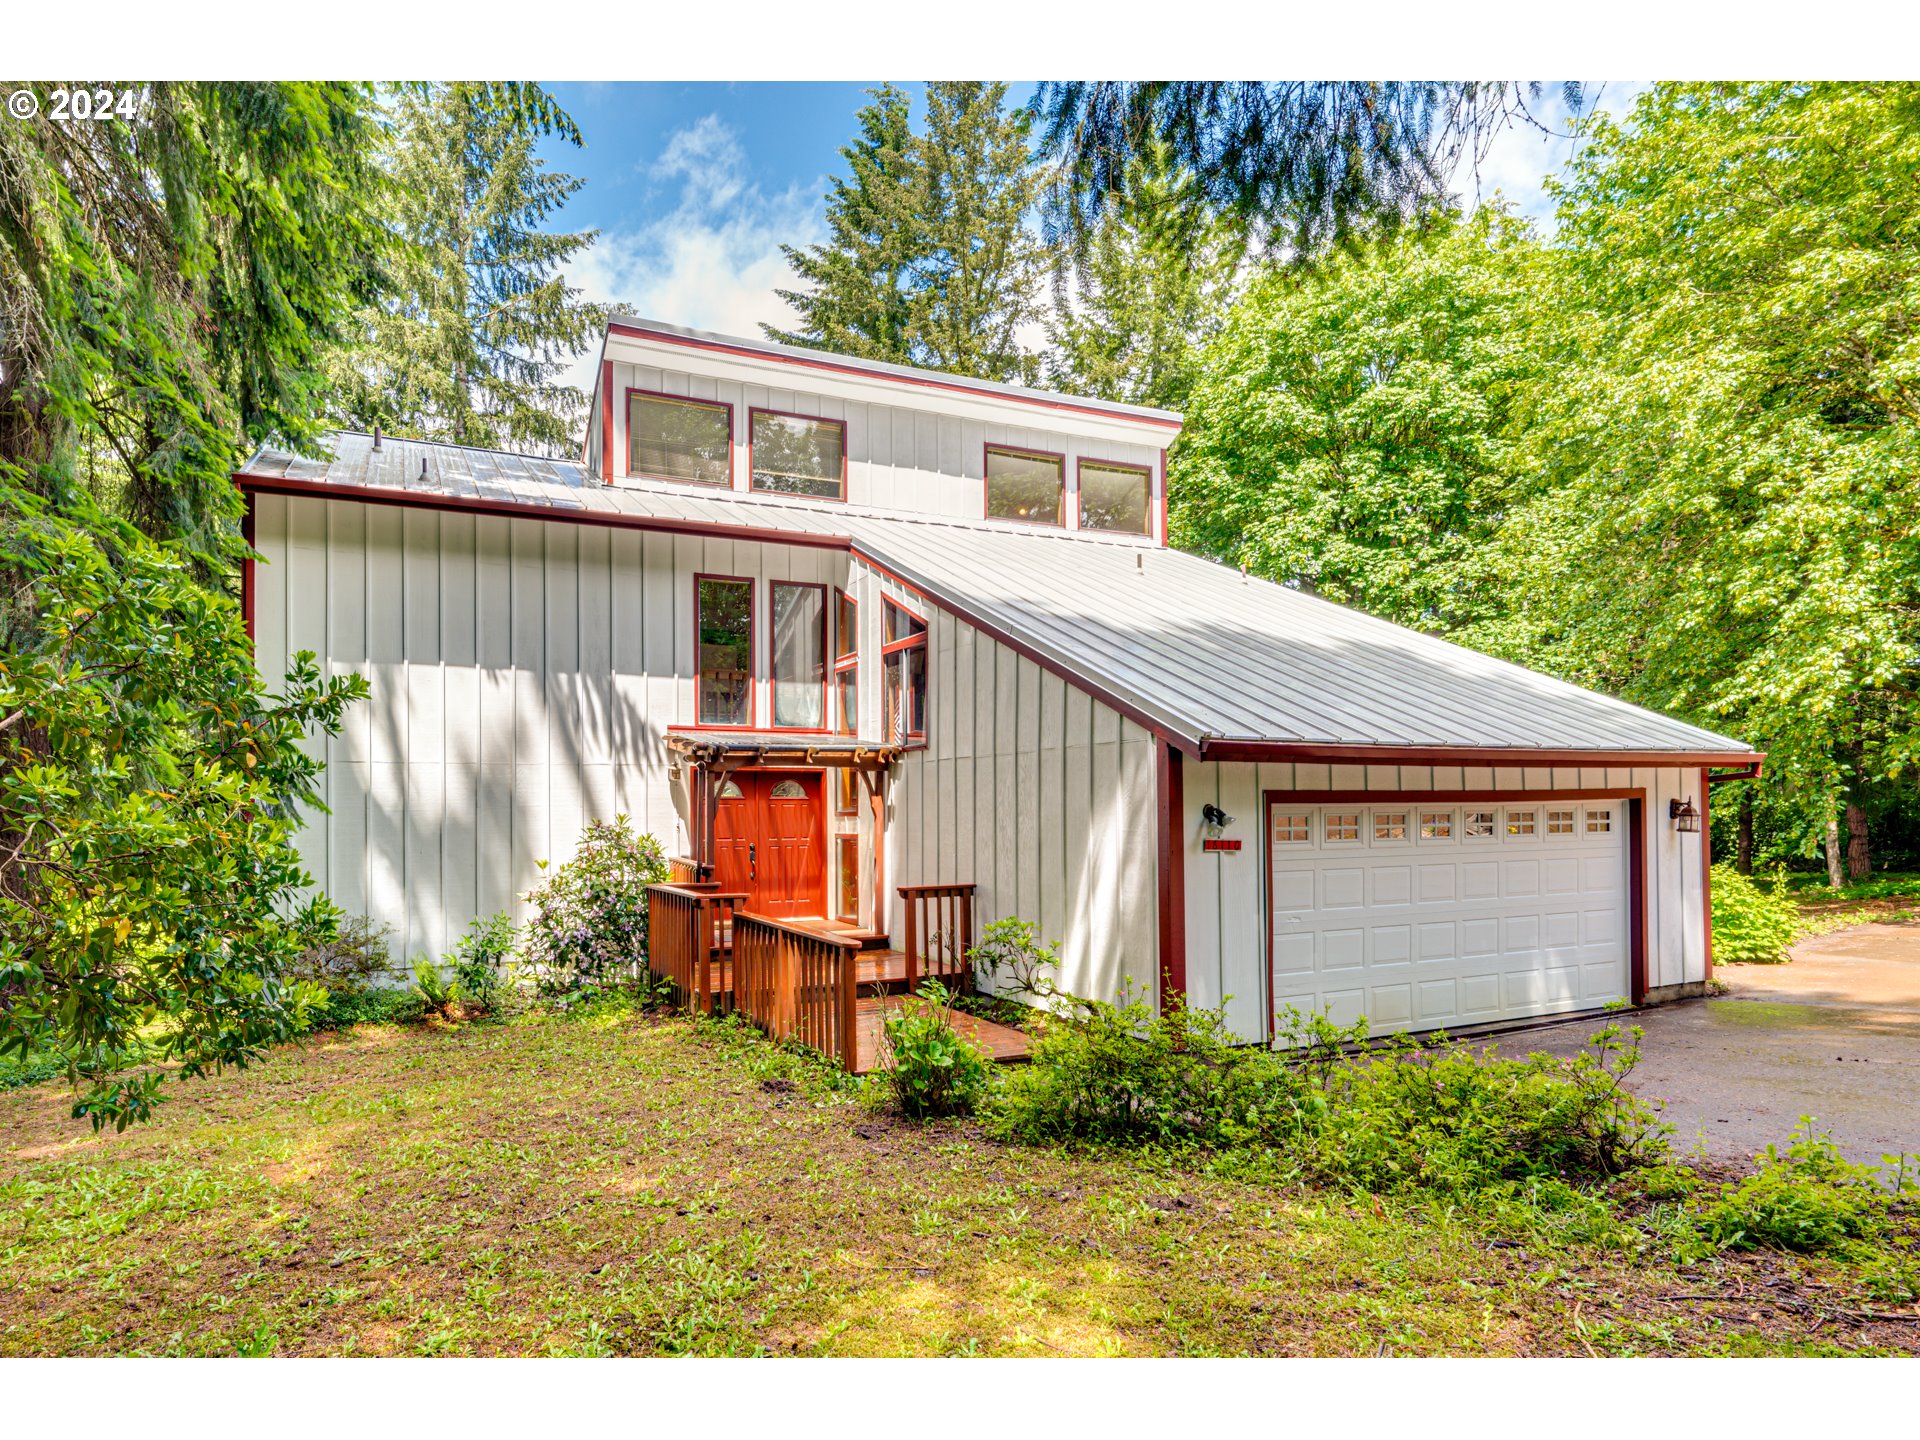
[1500,923,1920,1167]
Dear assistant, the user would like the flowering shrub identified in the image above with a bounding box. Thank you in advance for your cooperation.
[522,818,668,994]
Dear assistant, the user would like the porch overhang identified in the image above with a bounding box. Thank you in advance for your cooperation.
[664,729,904,772]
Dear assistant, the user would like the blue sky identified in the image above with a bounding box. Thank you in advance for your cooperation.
[538,81,1641,389]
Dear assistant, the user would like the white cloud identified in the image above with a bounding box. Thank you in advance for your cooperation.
[1450,81,1650,230]
[561,115,826,393]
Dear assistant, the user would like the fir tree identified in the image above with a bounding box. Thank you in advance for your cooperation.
[327,82,607,454]
[1044,145,1237,410]
[768,82,1047,385]
[764,85,920,362]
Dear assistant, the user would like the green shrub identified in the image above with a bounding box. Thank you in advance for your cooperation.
[1710,864,1798,964]
[312,987,424,1030]
[522,817,669,994]
[1702,1120,1905,1252]
[289,909,396,992]
[411,957,462,1017]
[448,911,515,1008]
[968,918,1061,1002]
[879,983,991,1119]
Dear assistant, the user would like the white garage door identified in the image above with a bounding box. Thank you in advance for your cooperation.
[1268,799,1630,1037]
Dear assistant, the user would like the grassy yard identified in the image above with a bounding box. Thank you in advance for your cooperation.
[2,1006,1916,1358]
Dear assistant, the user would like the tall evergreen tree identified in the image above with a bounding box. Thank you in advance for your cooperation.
[765,85,920,362]
[326,82,606,454]
[1044,145,1237,410]
[768,82,1047,385]
[907,81,1047,385]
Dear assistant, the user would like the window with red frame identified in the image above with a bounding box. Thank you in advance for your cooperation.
[770,581,826,729]
[695,577,753,726]
[834,590,860,813]
[985,445,1063,525]
[751,410,845,499]
[882,598,927,744]
[1078,460,1152,535]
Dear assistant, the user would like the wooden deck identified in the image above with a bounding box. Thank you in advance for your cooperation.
[850,994,1032,1075]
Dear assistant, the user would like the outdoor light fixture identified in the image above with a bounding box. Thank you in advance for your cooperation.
[1201,804,1241,852]
[1669,797,1700,833]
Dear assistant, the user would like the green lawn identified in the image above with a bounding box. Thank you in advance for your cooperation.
[1,1007,1914,1357]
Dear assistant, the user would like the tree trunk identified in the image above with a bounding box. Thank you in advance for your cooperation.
[1845,801,1871,883]
[1736,788,1754,876]
[1825,813,1844,889]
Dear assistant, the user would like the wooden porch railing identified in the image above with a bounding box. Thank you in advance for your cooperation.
[667,855,716,887]
[646,883,746,1013]
[730,911,861,1070]
[897,883,976,993]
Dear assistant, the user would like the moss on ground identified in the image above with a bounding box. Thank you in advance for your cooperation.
[1,1009,1913,1356]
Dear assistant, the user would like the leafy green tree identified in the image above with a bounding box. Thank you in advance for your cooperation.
[766,85,921,362]
[325,82,606,454]
[1044,145,1238,410]
[0,83,381,1125]
[0,81,383,556]
[769,82,1046,385]
[1,492,368,1130]
[1175,210,1540,630]
[1500,82,1920,863]
[1031,82,1579,257]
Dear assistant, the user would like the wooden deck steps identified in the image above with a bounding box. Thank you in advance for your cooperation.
[849,994,1033,1075]
[696,948,930,996]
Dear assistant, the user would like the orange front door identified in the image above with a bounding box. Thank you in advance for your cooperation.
[711,772,826,919]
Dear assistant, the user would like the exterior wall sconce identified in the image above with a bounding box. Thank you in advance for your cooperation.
[1202,803,1241,852]
[1669,797,1700,833]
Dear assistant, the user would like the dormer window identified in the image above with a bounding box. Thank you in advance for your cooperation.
[1078,460,1152,535]
[985,445,1064,526]
[629,391,731,487]
[750,409,845,500]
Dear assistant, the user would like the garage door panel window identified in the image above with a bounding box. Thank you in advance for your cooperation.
[1547,808,1576,835]
[1586,808,1613,834]
[1506,810,1538,838]
[1274,812,1311,845]
[1419,811,1454,841]
[1373,811,1409,843]
[1325,812,1360,843]
[1465,810,1497,839]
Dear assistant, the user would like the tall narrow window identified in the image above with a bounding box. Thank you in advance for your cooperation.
[1078,460,1152,535]
[985,445,1064,525]
[836,833,860,923]
[695,577,753,726]
[751,410,846,499]
[770,581,826,729]
[835,590,859,814]
[630,392,731,486]
[882,598,928,744]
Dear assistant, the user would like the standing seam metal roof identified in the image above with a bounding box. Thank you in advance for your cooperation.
[240,432,1754,759]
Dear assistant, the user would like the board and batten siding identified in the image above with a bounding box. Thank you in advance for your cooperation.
[1181,761,1711,1042]
[608,357,1163,527]
[251,492,847,965]
[853,560,1161,1006]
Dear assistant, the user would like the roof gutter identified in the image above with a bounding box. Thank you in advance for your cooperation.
[1195,739,1765,768]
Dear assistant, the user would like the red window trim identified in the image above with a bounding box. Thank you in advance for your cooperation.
[747,406,849,503]
[833,588,858,667]
[834,831,861,921]
[982,442,1066,528]
[1074,456,1154,536]
[881,595,928,747]
[768,579,831,734]
[693,572,756,730]
[627,387,735,489]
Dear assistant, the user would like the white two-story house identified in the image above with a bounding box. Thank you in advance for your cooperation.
[241,315,1759,1042]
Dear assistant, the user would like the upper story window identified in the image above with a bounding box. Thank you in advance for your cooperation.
[695,576,754,726]
[750,409,846,499]
[985,445,1064,526]
[770,581,826,729]
[1078,460,1152,535]
[630,391,731,487]
[882,598,928,745]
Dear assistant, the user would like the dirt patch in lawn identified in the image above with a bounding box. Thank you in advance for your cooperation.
[2,1010,1915,1357]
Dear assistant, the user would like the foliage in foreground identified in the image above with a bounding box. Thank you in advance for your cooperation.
[521,817,668,995]
[1703,1123,1917,1253]
[877,982,990,1118]
[1710,865,1801,964]
[0,495,367,1130]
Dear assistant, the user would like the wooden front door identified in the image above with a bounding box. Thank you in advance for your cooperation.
[712,771,826,919]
